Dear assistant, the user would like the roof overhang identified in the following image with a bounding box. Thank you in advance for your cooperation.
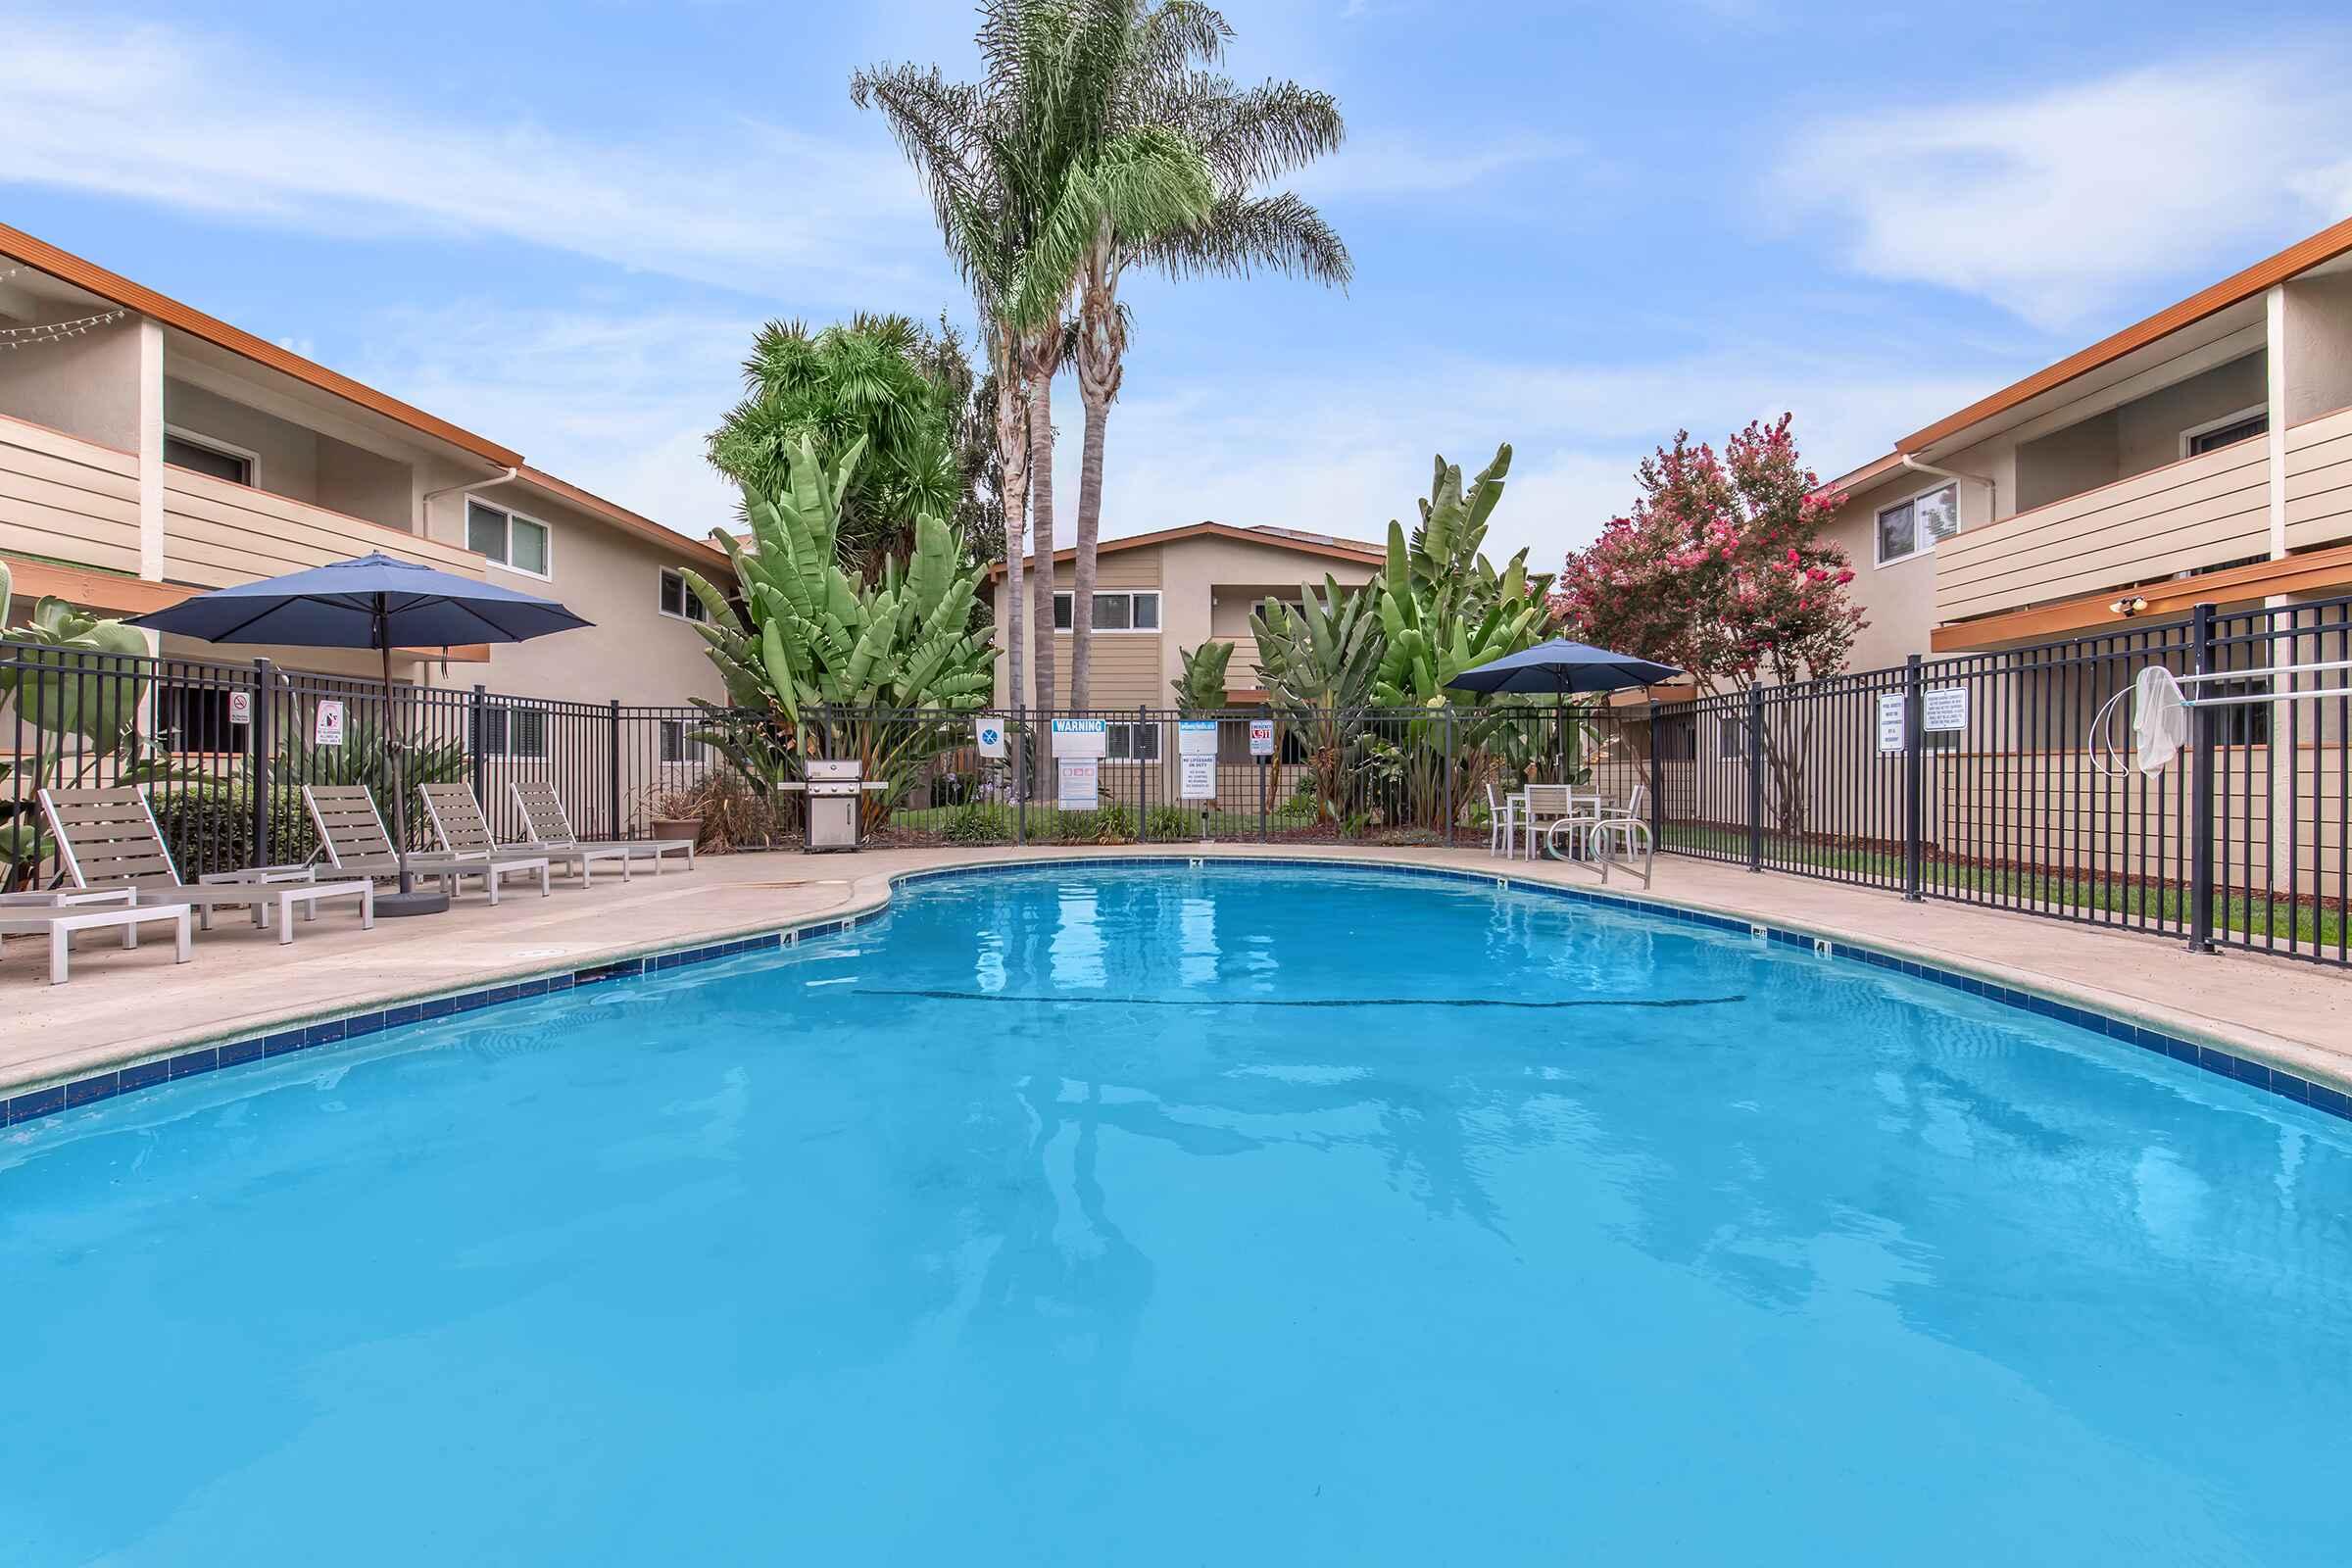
[986,520,1386,582]
[0,222,523,468]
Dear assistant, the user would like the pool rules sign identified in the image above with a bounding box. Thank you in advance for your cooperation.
[1178,720,1218,800]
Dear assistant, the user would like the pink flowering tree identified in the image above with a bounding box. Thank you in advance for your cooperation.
[1552,416,1864,834]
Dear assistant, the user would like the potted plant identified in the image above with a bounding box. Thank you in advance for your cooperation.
[643,784,706,852]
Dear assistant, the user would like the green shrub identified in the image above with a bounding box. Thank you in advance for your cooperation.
[1145,805,1200,842]
[1056,804,1135,845]
[148,783,320,879]
[943,801,1015,845]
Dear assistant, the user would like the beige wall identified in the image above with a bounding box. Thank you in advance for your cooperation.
[991,532,1381,709]
[0,322,141,450]
[420,477,724,707]
[2282,272,2352,423]
[165,377,416,532]
[2110,353,2266,474]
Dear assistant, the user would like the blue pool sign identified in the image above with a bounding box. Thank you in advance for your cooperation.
[973,717,1005,760]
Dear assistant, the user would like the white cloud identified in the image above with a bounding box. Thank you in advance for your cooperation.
[1061,353,1987,570]
[1780,52,2352,328]
[1298,131,1584,200]
[345,303,758,542]
[0,14,936,301]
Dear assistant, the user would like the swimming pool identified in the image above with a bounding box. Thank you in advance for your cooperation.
[4,861,2347,1563]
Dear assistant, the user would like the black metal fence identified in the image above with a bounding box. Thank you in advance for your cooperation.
[6,590,2345,967]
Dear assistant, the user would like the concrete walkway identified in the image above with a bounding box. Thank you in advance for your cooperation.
[3,843,2346,1099]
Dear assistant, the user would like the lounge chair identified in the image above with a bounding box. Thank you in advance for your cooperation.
[302,784,551,905]
[0,899,192,985]
[509,779,695,873]
[37,785,374,945]
[419,782,637,885]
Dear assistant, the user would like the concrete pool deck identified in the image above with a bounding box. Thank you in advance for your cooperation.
[2,843,2346,1101]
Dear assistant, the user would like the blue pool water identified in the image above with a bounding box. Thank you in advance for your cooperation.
[4,863,2349,1564]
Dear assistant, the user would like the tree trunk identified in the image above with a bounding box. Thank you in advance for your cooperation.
[1026,346,1058,731]
[994,336,1029,727]
[1070,242,1123,713]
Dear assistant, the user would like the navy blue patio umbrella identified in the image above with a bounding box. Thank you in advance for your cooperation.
[132,553,592,915]
[1447,638,1683,778]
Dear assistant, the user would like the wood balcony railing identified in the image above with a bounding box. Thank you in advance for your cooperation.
[1934,435,2272,624]
[2284,404,2352,552]
[0,414,142,575]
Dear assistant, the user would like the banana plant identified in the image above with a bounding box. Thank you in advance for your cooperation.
[0,562,185,887]
[680,434,993,828]
[1250,577,1382,824]
[1170,640,1234,713]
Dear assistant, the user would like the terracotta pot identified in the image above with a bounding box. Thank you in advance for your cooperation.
[652,816,704,847]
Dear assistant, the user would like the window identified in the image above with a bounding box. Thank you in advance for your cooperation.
[156,687,235,753]
[163,430,254,487]
[1876,481,1959,566]
[1051,590,1160,632]
[477,705,548,758]
[2181,407,2269,459]
[466,501,552,577]
[1653,716,1696,761]
[660,718,704,763]
[659,568,709,624]
[1105,721,1161,762]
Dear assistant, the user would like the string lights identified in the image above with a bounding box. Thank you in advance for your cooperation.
[0,308,128,350]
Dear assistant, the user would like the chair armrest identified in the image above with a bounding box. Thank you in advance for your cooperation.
[201,864,319,885]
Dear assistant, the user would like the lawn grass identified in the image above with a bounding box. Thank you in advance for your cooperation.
[884,804,2343,954]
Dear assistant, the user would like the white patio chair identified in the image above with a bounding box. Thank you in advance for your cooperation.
[1519,784,1599,859]
[1483,782,1516,858]
[303,785,551,905]
[420,782,635,885]
[509,780,696,873]
[37,785,373,945]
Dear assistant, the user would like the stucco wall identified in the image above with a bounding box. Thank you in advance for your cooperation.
[419,479,726,707]
[2110,353,2266,474]
[0,322,141,449]
[1823,469,1947,671]
[2015,415,2119,514]
[2283,272,2352,423]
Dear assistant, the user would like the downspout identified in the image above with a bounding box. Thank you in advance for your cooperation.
[414,465,519,677]
[1898,454,1995,517]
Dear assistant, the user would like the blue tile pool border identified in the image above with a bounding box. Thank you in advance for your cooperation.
[7,854,2346,1130]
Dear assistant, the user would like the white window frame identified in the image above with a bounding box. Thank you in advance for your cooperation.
[466,499,554,581]
[1103,720,1162,763]
[2178,404,2269,460]
[658,567,709,624]
[1873,479,1960,568]
[659,717,704,763]
[1052,589,1162,633]
[163,425,260,488]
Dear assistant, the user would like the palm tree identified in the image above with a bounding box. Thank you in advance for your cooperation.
[1064,5,1348,710]
[855,0,1214,729]
[707,314,970,572]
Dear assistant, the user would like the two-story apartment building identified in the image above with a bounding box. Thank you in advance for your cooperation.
[0,223,728,710]
[989,521,1388,713]
[1820,214,2352,666]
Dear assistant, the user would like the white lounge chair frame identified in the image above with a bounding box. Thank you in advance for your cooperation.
[0,901,192,985]
[38,785,374,945]
[303,785,551,904]
[419,782,636,885]
[508,779,695,872]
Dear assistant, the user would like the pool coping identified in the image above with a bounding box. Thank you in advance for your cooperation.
[6,850,2348,1130]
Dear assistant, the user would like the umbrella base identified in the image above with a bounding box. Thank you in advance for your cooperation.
[374,890,451,918]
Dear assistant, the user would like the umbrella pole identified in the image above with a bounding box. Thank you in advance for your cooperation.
[373,598,448,917]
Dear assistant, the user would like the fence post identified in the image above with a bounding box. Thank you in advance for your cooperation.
[250,658,273,865]
[470,684,488,808]
[1258,705,1271,845]
[1646,699,1662,850]
[1443,706,1456,849]
[1902,655,1924,901]
[607,700,623,841]
[1745,684,1765,872]
[2188,602,2217,953]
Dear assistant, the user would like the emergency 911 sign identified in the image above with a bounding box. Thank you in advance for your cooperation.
[1249,718,1275,759]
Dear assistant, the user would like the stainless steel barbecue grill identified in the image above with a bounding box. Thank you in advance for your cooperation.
[780,758,891,852]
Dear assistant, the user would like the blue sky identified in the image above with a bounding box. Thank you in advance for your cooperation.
[8,1,2351,567]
